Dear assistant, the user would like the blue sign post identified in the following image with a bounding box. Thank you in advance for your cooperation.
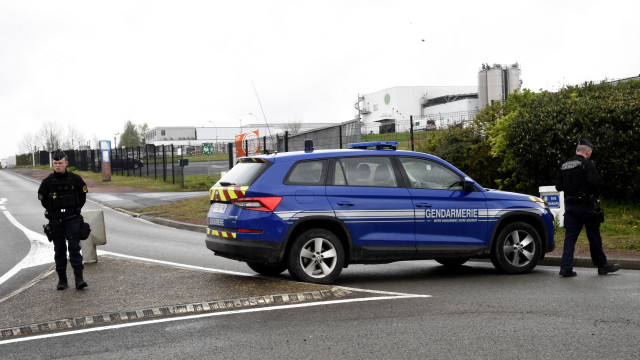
[100,140,112,182]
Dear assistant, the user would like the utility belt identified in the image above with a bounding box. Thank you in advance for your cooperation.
[46,210,81,222]
[564,194,595,206]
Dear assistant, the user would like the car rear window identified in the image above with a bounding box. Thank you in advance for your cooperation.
[215,158,270,186]
[285,159,327,185]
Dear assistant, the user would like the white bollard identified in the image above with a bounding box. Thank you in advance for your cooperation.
[80,209,107,263]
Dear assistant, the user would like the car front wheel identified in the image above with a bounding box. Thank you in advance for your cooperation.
[490,222,541,274]
[287,229,344,284]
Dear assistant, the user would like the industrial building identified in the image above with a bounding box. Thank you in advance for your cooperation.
[357,63,522,133]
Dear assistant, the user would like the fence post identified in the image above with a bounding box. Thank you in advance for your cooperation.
[339,125,343,149]
[227,142,234,169]
[285,131,289,152]
[410,115,414,151]
[263,136,267,154]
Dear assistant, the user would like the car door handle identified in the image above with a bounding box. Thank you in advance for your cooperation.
[337,201,355,206]
[416,203,432,208]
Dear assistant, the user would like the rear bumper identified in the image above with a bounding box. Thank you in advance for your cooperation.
[205,234,283,265]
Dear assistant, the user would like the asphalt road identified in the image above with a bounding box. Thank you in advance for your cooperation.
[1,169,639,359]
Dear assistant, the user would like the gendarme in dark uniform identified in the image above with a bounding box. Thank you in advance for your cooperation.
[555,139,621,277]
[37,149,89,290]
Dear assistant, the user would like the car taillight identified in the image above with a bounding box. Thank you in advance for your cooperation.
[232,197,282,212]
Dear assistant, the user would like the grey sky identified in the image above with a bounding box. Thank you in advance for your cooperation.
[1,0,638,159]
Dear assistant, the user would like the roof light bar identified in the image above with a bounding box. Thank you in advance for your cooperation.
[347,141,398,150]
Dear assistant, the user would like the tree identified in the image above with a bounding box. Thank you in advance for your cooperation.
[119,120,141,147]
[137,122,149,145]
[18,132,39,154]
[39,121,63,151]
[283,120,302,135]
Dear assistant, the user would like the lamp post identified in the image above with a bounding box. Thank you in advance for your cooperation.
[114,133,119,149]
[208,121,218,151]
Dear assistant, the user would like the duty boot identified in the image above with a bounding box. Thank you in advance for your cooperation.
[56,270,68,290]
[598,263,621,275]
[74,270,88,290]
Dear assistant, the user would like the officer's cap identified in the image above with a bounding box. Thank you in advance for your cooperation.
[578,138,594,150]
[52,149,67,161]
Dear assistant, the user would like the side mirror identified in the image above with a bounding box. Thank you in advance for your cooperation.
[464,179,477,192]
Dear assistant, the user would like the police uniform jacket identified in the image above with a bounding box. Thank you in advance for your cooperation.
[555,154,601,204]
[38,170,88,220]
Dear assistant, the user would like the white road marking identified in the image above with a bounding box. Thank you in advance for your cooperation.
[0,209,54,287]
[0,293,429,345]
[0,199,433,346]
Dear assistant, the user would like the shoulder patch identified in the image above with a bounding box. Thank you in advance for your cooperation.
[561,160,581,171]
[83,186,88,193]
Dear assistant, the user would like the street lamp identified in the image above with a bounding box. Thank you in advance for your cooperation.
[114,133,119,149]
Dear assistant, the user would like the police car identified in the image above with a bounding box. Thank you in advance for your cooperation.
[205,141,555,284]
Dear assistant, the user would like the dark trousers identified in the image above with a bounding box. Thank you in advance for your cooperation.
[50,217,84,272]
[560,204,607,270]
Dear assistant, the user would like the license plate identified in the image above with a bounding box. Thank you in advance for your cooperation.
[212,203,227,213]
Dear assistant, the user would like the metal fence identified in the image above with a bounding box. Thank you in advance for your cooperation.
[26,112,475,187]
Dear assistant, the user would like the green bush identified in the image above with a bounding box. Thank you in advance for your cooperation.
[478,80,640,200]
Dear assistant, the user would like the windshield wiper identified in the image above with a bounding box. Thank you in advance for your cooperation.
[219,181,236,186]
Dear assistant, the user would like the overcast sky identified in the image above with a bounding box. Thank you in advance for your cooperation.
[1,0,638,159]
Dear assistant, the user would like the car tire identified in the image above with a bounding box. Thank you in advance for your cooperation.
[435,257,470,267]
[287,229,344,284]
[247,262,287,276]
[490,221,541,274]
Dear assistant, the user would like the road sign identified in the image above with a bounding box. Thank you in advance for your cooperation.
[202,143,214,155]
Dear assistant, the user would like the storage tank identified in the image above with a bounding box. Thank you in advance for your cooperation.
[486,66,504,105]
[478,69,488,107]
[507,64,521,94]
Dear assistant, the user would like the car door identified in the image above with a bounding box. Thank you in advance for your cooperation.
[398,156,487,248]
[326,156,415,259]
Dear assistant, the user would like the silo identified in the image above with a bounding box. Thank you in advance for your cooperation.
[486,66,504,105]
[507,64,521,94]
[478,68,488,108]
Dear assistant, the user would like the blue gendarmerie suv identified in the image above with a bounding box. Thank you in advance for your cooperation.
[205,141,555,284]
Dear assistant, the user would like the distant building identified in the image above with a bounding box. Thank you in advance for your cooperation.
[357,86,477,133]
[478,63,521,109]
[357,64,522,133]
[145,123,337,151]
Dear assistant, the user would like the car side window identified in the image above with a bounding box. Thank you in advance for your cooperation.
[399,157,463,190]
[285,160,326,185]
[334,157,397,187]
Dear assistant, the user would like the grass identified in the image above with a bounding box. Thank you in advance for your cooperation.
[33,165,220,191]
[554,200,640,253]
[135,195,210,224]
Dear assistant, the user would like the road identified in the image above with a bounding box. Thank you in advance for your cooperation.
[1,169,639,359]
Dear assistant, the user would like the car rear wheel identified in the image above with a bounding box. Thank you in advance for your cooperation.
[490,221,541,274]
[247,262,287,276]
[435,257,470,267]
[287,229,344,284]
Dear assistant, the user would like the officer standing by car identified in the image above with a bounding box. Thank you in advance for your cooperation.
[555,139,621,277]
[38,149,89,290]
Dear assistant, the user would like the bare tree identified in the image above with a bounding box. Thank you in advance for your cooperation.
[283,120,302,135]
[18,132,39,154]
[66,124,86,149]
[39,121,63,151]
